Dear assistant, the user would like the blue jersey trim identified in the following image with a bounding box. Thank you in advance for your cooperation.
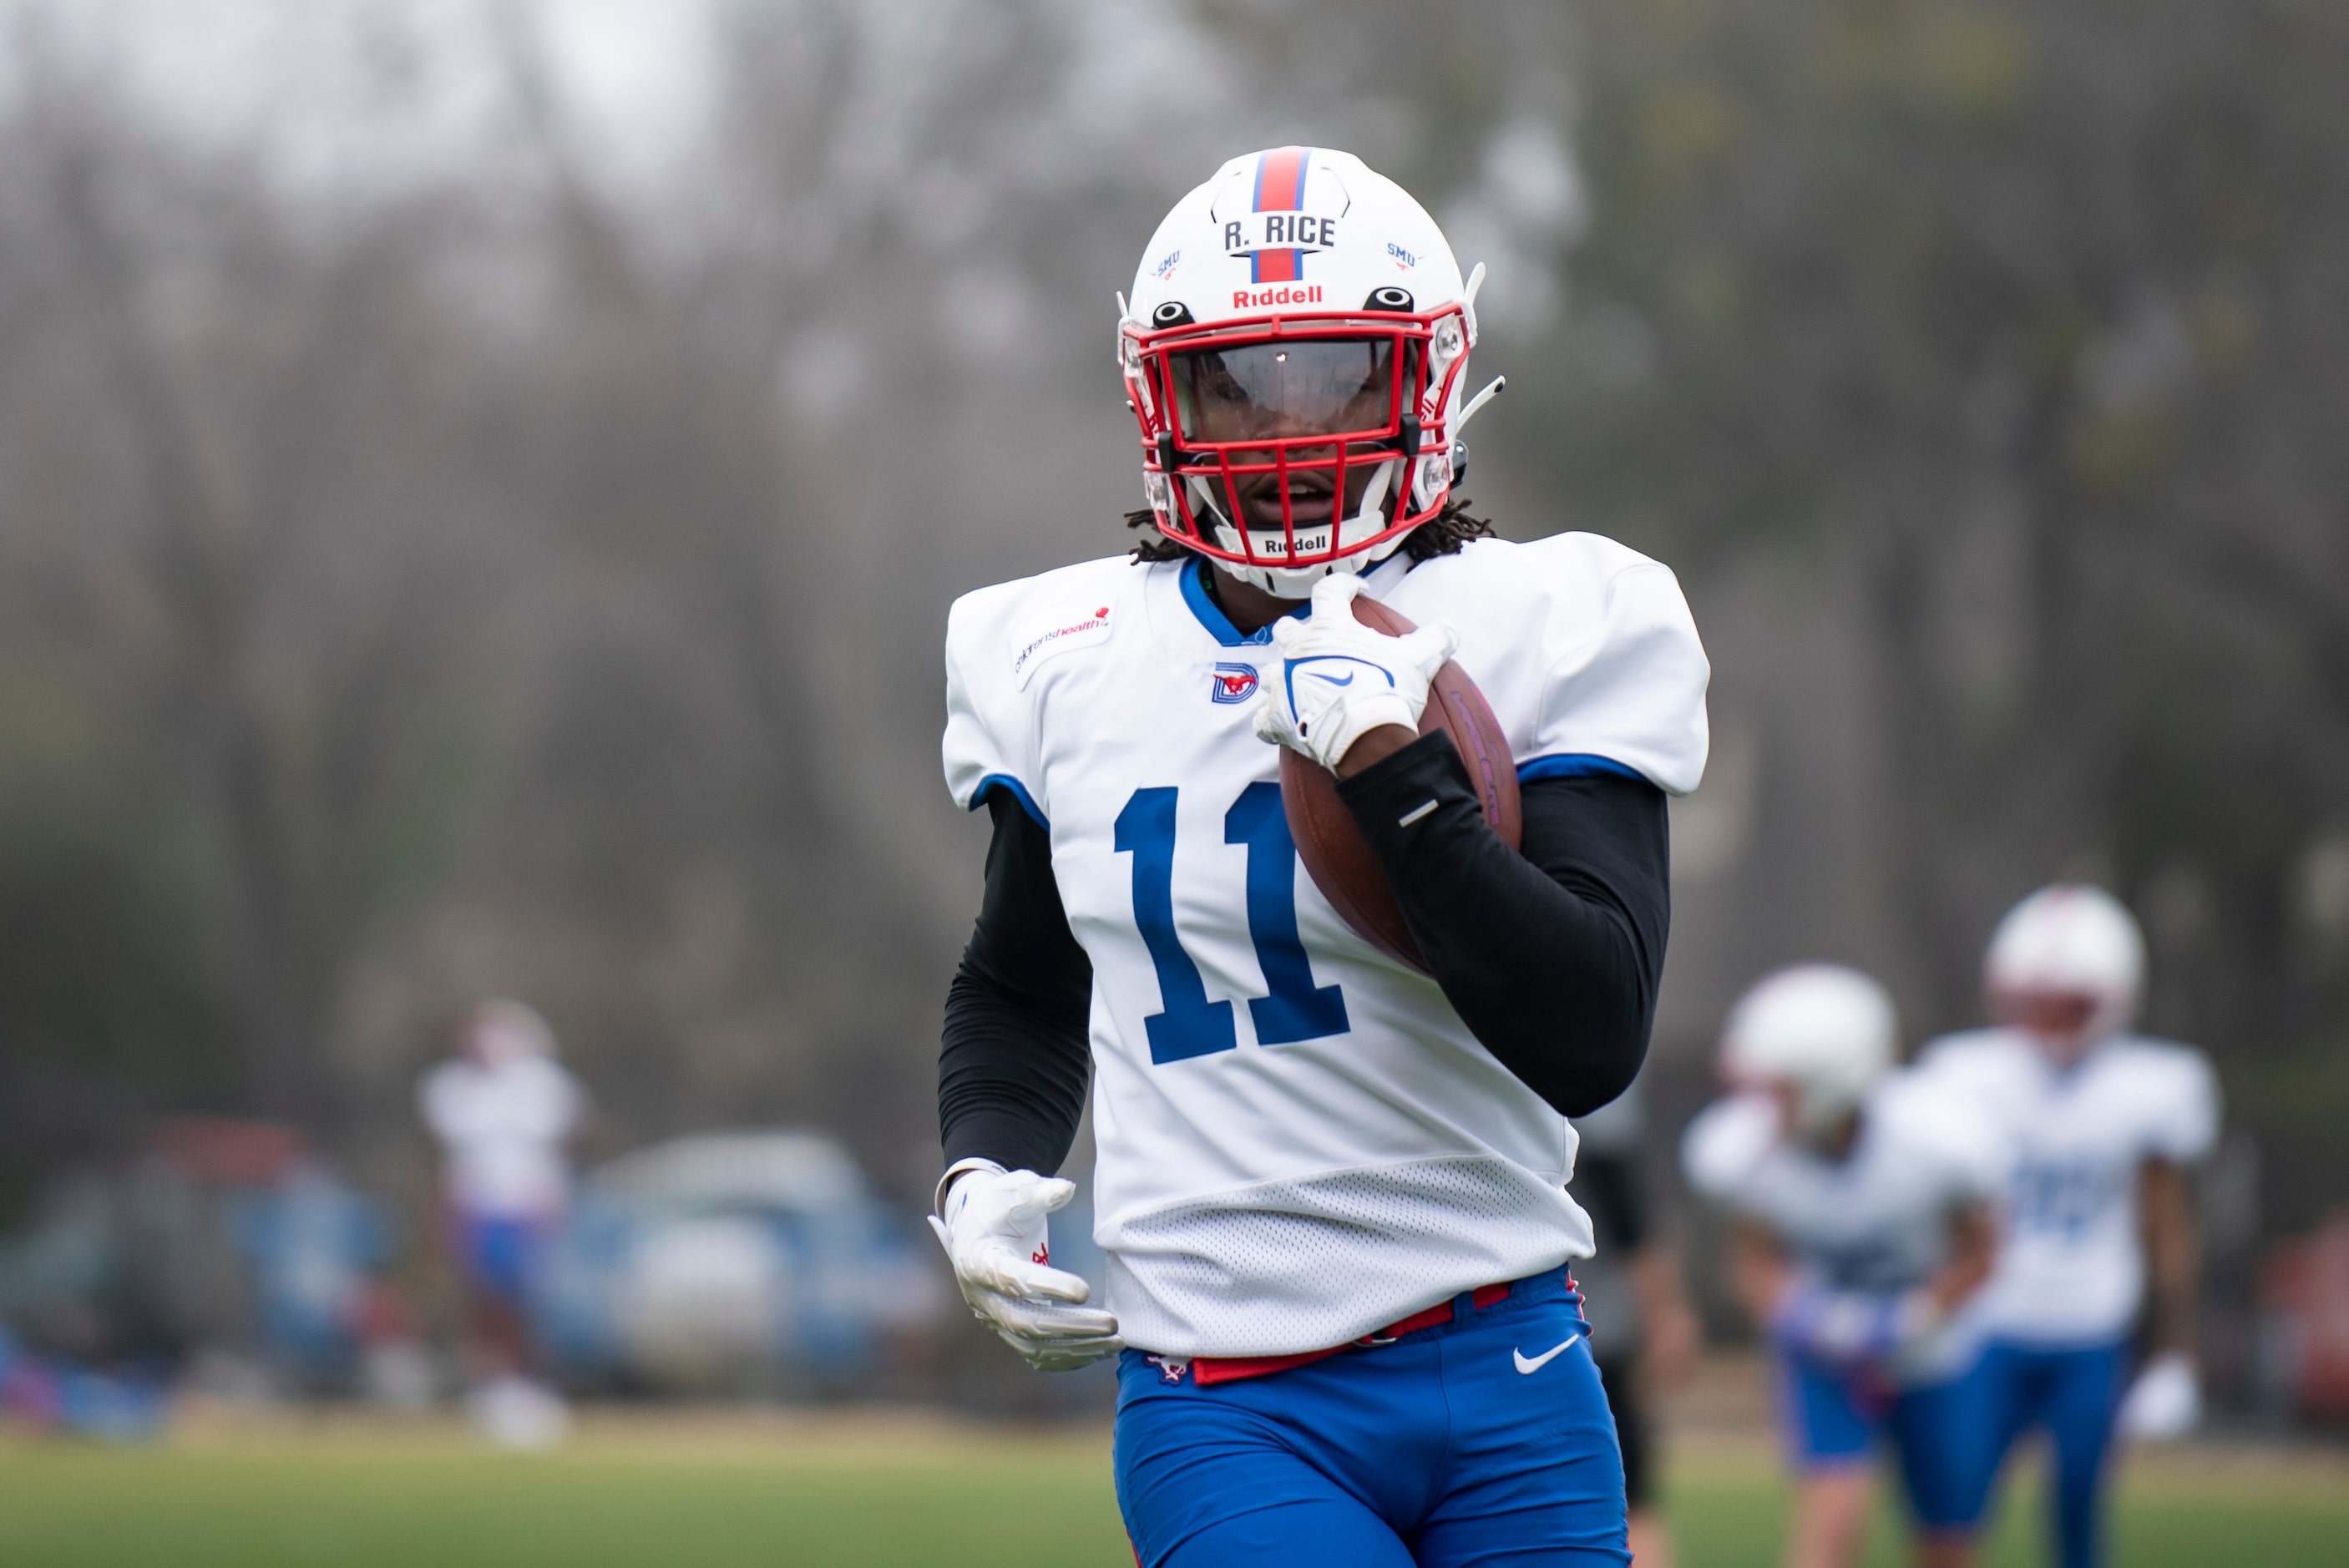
[969,774,1048,831]
[1179,557,1271,646]
[1516,753,1647,784]
[1177,556,1311,646]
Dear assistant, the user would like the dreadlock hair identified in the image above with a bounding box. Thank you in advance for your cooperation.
[1124,496,1496,568]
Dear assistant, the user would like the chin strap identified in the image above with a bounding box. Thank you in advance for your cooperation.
[1455,375,1506,433]
[1204,455,1404,565]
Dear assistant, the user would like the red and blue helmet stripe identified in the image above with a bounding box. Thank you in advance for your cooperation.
[1249,145,1309,284]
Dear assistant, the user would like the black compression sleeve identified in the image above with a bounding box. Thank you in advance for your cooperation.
[937,792,1094,1176]
[1335,731,1670,1117]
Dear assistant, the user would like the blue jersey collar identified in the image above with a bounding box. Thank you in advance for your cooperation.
[1178,555,1304,647]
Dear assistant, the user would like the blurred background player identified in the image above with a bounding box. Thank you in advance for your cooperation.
[1572,1085,1702,1568]
[418,998,587,1448]
[1920,886,2219,1568]
[1682,966,2003,1568]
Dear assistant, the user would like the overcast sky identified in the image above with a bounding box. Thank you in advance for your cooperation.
[0,0,719,207]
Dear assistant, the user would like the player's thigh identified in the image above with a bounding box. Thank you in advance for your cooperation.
[1416,1328,1629,1567]
[1772,1350,1878,1469]
[1594,1353,1653,1512]
[1158,1494,1418,1568]
[2041,1343,2124,1485]
[1889,1363,2002,1533]
[1974,1343,2045,1474]
[463,1212,551,1300]
[1116,1369,1411,1568]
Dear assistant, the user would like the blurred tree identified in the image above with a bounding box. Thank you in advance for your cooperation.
[0,0,2340,1268]
[0,64,494,1196]
[1532,0,2349,1222]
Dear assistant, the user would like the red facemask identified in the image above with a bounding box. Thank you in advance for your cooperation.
[1123,303,1470,574]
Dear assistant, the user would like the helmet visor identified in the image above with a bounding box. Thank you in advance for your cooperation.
[1167,338,1399,445]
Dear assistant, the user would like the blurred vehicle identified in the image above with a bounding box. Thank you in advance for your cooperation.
[2259,1208,2349,1424]
[534,1131,944,1395]
[0,1325,167,1441]
[0,1118,411,1419]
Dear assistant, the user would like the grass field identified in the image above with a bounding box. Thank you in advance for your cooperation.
[0,1408,2343,1566]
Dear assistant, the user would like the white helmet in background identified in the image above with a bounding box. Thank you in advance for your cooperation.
[1119,146,1504,596]
[1984,884,2144,1054]
[465,998,558,1066]
[1719,964,1899,1139]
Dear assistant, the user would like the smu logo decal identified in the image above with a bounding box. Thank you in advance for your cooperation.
[1210,663,1260,704]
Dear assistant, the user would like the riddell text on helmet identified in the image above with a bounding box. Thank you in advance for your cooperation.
[1232,284,1325,309]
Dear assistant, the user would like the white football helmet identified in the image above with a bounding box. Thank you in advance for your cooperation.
[1719,965,1899,1139]
[1119,147,1504,597]
[466,998,558,1065]
[1984,884,2144,1052]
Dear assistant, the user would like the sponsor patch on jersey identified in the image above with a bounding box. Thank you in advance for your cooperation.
[1209,663,1260,704]
[1010,600,1114,690]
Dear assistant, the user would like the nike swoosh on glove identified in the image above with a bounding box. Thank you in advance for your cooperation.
[1253,574,1460,773]
[928,1163,1123,1373]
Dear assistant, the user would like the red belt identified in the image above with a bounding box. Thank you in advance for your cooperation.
[1190,1282,1514,1387]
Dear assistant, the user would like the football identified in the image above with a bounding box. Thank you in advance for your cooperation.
[1278,593,1521,973]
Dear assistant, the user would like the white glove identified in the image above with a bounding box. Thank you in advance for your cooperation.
[1770,1282,1937,1370]
[1679,1093,1785,1200]
[927,1163,1122,1373]
[2117,1352,2200,1442]
[1253,574,1459,772]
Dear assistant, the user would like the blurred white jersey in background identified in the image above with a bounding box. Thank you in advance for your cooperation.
[420,1054,585,1216]
[1681,1067,2008,1384]
[1919,1029,2217,1347]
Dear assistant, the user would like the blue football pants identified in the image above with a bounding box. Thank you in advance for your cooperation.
[1772,1348,1990,1531]
[1970,1338,2126,1568]
[1114,1269,1628,1567]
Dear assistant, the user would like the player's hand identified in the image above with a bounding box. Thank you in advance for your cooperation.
[1770,1282,1936,1370]
[2117,1351,2200,1442]
[928,1164,1123,1373]
[1253,574,1458,773]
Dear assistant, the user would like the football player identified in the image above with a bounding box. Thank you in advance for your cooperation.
[418,998,585,1448]
[1681,965,2003,1568]
[1919,886,2219,1568]
[928,147,1709,1565]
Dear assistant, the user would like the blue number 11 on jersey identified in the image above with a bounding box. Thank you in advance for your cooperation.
[1114,783,1350,1063]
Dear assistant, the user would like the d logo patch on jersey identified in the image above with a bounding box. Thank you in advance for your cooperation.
[1210,663,1260,704]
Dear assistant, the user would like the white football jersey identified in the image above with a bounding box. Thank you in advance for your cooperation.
[1919,1029,2218,1347]
[419,1054,585,1216]
[942,534,1709,1358]
[1680,1070,2007,1384]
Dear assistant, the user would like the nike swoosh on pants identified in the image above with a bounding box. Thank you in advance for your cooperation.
[1512,1334,1582,1374]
